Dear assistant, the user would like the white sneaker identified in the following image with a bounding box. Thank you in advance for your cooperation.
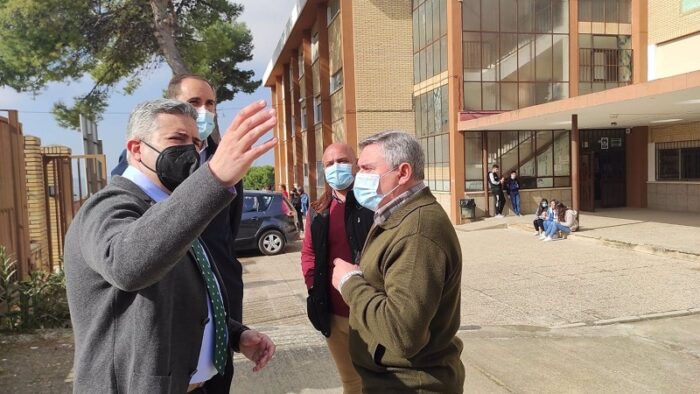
[496,214,504,218]
[543,236,553,242]
[539,234,547,240]
[533,232,540,236]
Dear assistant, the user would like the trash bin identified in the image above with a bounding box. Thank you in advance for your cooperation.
[459,198,476,220]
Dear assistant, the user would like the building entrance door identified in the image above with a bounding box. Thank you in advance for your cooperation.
[580,130,627,209]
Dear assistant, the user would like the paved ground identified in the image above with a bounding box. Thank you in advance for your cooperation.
[1,208,699,393]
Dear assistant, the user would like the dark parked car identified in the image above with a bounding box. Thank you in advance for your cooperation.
[234,190,300,255]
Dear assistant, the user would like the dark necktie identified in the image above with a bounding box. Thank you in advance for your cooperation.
[191,239,228,375]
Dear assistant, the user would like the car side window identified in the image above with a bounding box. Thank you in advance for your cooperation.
[243,196,259,213]
[259,196,273,211]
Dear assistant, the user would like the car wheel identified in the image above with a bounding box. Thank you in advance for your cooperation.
[258,229,286,255]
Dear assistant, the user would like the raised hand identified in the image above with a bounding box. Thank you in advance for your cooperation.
[208,100,278,187]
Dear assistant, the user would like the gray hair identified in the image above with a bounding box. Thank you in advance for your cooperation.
[126,98,198,142]
[359,130,425,180]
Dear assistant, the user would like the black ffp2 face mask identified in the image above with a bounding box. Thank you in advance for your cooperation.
[140,140,200,192]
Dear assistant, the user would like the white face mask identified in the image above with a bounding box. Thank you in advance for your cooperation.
[196,110,216,141]
[353,168,399,211]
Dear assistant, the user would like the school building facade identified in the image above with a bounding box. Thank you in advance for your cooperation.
[265,0,700,224]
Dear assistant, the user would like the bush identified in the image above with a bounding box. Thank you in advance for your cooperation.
[0,245,71,332]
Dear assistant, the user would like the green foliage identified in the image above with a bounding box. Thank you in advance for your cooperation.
[0,0,259,129]
[243,166,275,191]
[0,246,71,332]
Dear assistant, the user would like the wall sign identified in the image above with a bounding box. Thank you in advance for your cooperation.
[600,137,609,150]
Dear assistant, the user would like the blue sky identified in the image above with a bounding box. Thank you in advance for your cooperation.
[0,0,297,174]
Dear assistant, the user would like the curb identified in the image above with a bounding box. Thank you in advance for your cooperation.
[551,308,700,329]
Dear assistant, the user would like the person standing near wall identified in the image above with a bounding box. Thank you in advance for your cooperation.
[506,170,521,216]
[488,165,505,218]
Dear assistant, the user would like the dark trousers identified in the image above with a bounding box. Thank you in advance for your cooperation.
[492,189,505,215]
[296,208,304,231]
[534,218,545,231]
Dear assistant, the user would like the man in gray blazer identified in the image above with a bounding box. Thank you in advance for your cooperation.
[64,98,277,393]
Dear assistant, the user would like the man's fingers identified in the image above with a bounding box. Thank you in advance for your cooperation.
[226,108,275,143]
[240,137,278,166]
[237,112,277,150]
[228,100,267,134]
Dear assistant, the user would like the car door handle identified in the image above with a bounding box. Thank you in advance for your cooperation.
[250,216,260,221]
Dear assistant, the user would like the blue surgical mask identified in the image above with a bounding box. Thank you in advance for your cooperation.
[353,169,399,211]
[324,163,354,191]
[196,110,216,141]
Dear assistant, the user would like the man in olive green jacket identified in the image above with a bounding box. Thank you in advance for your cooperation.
[332,131,464,393]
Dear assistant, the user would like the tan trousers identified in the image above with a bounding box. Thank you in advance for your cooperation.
[326,315,363,394]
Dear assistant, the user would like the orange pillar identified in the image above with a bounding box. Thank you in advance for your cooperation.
[448,0,465,224]
[571,114,580,211]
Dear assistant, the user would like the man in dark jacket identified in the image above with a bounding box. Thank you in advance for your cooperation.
[111,74,245,325]
[488,164,505,217]
[301,143,373,393]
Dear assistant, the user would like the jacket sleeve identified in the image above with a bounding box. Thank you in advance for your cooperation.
[342,234,447,359]
[228,180,244,242]
[77,164,234,292]
[300,211,315,289]
[227,317,250,352]
[488,172,497,187]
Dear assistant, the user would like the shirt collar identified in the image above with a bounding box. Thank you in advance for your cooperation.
[121,165,170,203]
[374,182,427,226]
[331,189,345,205]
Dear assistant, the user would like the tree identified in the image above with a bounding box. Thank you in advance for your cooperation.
[0,0,259,129]
[243,166,274,191]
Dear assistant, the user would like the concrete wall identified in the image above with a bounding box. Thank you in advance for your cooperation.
[648,182,700,212]
[652,31,700,78]
[647,121,700,212]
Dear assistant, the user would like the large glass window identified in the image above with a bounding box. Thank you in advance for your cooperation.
[657,140,700,181]
[298,47,304,76]
[579,34,632,94]
[462,0,569,111]
[413,0,448,84]
[313,96,321,124]
[469,130,570,191]
[311,33,319,62]
[330,69,343,92]
[327,0,340,24]
[464,132,484,191]
[415,84,450,192]
[579,0,631,24]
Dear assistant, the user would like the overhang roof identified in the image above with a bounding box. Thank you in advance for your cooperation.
[458,70,700,131]
[262,0,316,87]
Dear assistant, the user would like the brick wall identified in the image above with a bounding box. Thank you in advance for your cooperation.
[649,122,700,142]
[649,0,700,44]
[351,0,415,143]
[23,136,49,270]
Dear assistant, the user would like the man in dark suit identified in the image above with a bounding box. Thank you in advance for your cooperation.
[112,74,245,325]
[65,98,277,393]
